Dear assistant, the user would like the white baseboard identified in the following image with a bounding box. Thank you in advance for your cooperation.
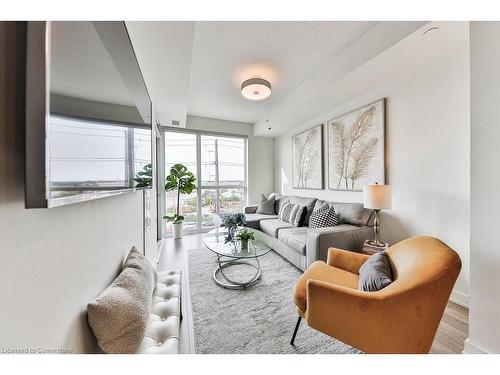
[463,338,489,354]
[450,289,469,308]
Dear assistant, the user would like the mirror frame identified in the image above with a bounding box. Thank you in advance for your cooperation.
[25,21,153,208]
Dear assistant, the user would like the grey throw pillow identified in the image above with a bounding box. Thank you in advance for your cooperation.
[358,252,393,292]
[87,247,156,353]
[257,194,275,215]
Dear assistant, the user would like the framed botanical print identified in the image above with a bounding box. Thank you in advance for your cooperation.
[327,99,385,191]
[292,124,324,190]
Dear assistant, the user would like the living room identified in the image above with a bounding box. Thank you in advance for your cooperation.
[1,1,499,373]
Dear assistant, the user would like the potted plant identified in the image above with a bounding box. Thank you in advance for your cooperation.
[133,163,153,187]
[219,212,246,243]
[236,229,255,251]
[163,163,196,239]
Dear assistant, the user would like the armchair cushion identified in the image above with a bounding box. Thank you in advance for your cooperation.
[327,248,370,274]
[358,252,393,292]
[294,261,359,311]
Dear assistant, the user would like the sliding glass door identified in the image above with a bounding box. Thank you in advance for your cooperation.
[163,130,247,235]
[164,132,198,234]
[200,135,247,229]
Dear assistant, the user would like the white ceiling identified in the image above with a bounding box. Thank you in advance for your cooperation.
[126,22,195,128]
[187,21,376,124]
[51,21,133,106]
[126,21,425,134]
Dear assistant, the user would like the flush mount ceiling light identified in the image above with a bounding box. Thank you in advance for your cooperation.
[241,78,272,101]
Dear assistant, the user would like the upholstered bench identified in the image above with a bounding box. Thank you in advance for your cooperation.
[87,247,183,354]
[138,270,182,354]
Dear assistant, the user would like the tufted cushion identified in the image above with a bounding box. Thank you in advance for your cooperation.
[138,270,181,354]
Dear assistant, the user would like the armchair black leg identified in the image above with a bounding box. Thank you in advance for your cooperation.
[290,317,301,346]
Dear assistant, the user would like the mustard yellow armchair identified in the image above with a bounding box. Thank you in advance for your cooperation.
[291,236,462,354]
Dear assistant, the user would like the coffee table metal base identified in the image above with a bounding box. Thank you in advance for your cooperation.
[213,255,261,289]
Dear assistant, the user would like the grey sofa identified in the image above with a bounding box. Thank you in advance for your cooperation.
[244,193,374,271]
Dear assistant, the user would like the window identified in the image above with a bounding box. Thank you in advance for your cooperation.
[164,132,198,235]
[49,115,151,194]
[163,130,247,235]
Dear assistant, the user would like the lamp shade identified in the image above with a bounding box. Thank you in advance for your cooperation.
[363,184,392,210]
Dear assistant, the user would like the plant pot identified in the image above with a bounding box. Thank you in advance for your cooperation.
[241,240,248,251]
[172,222,183,239]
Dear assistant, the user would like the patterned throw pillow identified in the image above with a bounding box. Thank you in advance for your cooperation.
[87,247,156,354]
[309,204,339,228]
[278,202,306,227]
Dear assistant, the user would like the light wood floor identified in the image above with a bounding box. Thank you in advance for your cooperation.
[431,301,469,354]
[158,234,469,354]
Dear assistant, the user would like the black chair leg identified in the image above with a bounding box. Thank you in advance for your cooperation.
[290,317,301,346]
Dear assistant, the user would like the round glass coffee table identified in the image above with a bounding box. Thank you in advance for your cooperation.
[203,227,272,289]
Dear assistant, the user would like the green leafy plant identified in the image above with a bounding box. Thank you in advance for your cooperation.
[219,212,246,243]
[134,163,153,188]
[219,212,246,228]
[163,164,197,224]
[236,229,255,242]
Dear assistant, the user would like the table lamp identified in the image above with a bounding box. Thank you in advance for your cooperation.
[363,183,392,247]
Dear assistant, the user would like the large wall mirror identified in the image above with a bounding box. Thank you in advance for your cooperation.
[26,21,152,208]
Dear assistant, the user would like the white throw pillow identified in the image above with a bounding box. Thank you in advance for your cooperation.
[87,247,155,354]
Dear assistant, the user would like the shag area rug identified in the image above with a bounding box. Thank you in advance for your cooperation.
[188,247,360,354]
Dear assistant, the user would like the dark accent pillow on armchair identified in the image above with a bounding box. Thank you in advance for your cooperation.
[358,252,393,292]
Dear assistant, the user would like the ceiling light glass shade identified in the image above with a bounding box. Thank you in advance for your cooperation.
[241,78,272,101]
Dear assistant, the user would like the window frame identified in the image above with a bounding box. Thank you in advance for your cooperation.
[161,127,248,235]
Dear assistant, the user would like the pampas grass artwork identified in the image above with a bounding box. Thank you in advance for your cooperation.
[292,124,323,189]
[328,99,385,191]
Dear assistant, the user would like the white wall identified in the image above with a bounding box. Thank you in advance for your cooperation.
[185,115,275,205]
[273,22,470,305]
[467,21,500,354]
[0,22,144,353]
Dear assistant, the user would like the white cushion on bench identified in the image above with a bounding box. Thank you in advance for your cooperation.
[137,270,181,354]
